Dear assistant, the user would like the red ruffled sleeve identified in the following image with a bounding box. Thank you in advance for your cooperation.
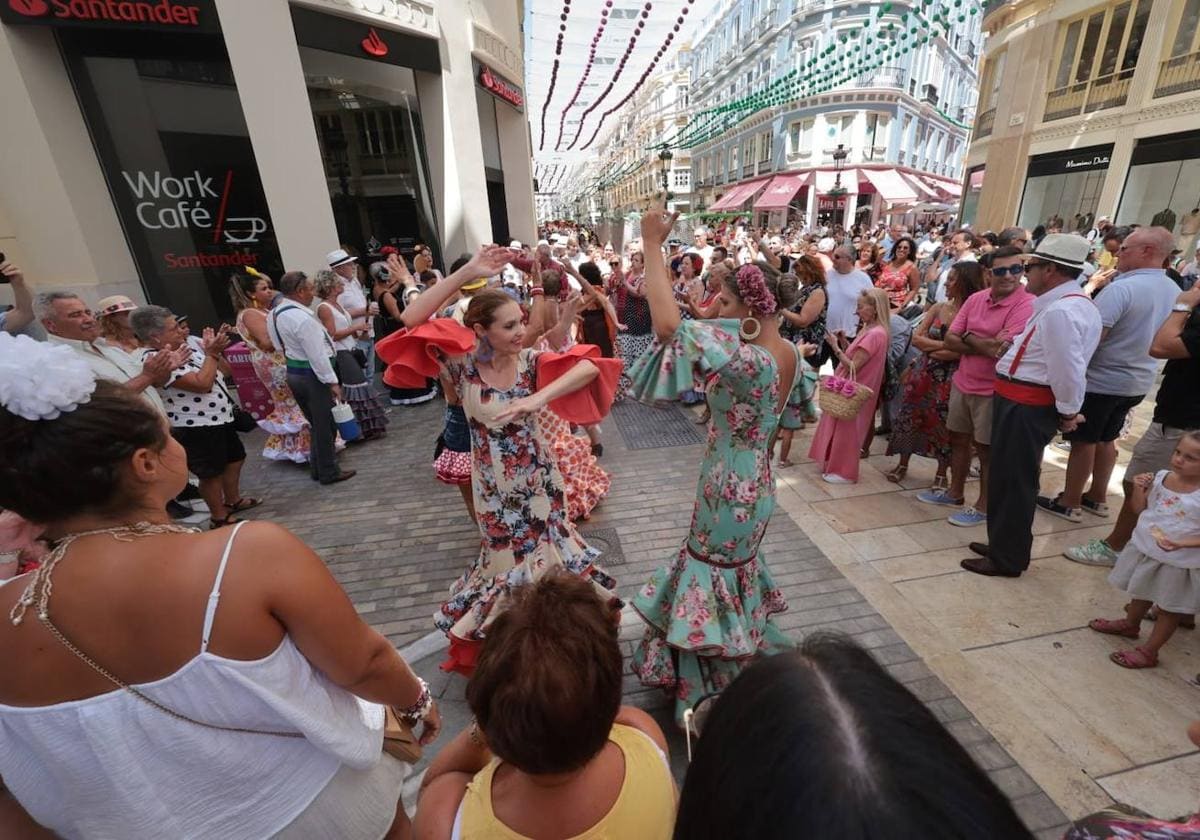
[535,344,623,425]
[375,319,474,389]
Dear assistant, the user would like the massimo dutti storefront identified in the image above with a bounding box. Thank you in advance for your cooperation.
[0,0,534,327]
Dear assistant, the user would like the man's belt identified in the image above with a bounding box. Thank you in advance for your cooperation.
[994,374,1055,407]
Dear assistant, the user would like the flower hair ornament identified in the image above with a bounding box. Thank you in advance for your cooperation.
[735,264,777,341]
[0,333,96,420]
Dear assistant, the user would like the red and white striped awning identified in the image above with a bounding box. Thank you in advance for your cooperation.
[708,178,771,211]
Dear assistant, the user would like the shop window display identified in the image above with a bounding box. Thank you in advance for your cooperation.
[300,47,441,266]
[1116,131,1200,254]
[61,30,282,327]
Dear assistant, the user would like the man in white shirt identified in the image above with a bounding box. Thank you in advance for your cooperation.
[962,234,1102,578]
[328,248,377,376]
[267,271,353,486]
[689,228,715,267]
[1047,227,1180,527]
[39,291,179,415]
[931,230,979,304]
[825,247,874,342]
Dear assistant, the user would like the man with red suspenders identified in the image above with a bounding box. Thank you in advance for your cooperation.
[962,234,1102,577]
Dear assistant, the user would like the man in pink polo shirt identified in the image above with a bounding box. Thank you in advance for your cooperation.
[917,246,1035,526]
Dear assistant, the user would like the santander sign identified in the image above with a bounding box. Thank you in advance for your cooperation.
[8,0,202,26]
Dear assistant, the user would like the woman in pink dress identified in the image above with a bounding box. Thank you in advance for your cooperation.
[808,287,892,483]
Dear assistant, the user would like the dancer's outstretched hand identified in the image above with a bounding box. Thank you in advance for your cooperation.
[641,194,678,246]
[494,393,546,424]
[466,244,519,280]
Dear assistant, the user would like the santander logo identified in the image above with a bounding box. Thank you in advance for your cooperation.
[361,27,388,58]
[9,0,49,16]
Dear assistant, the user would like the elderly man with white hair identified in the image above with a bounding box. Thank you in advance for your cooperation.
[1040,226,1183,526]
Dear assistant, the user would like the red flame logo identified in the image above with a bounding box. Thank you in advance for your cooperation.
[361,27,388,58]
[9,0,50,15]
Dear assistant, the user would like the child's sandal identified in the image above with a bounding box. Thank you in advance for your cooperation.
[1110,646,1158,669]
[1088,618,1141,638]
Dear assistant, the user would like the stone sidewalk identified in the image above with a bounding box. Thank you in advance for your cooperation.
[238,394,1072,837]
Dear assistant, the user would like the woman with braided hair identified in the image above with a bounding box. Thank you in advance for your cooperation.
[627,198,813,726]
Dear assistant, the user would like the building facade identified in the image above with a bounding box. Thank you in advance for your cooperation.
[965,0,1200,248]
[0,0,535,328]
[685,0,981,229]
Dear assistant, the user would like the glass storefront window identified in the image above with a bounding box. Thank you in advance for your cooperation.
[959,166,984,229]
[299,47,440,266]
[1017,145,1112,232]
[61,30,282,327]
[1116,131,1200,254]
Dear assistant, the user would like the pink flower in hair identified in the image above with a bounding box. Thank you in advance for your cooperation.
[735,265,777,315]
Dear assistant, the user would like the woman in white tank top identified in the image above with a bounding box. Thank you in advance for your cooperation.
[0,336,439,839]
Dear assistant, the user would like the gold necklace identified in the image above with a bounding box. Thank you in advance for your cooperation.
[10,521,198,627]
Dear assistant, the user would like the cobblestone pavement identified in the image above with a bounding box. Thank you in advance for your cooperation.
[238,396,1070,837]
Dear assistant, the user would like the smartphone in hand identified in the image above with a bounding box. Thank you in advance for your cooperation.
[0,253,9,285]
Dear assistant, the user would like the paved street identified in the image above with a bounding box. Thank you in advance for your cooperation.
[238,392,1092,837]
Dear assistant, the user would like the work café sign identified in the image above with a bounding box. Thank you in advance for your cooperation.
[0,0,218,32]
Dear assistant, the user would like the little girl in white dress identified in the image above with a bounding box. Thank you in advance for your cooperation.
[1089,431,1200,669]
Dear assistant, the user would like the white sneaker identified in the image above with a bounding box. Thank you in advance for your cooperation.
[822,473,854,484]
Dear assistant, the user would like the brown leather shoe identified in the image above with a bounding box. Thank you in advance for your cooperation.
[960,556,1021,578]
[320,469,357,485]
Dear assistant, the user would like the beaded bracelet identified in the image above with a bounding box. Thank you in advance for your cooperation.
[398,677,433,724]
[529,288,545,296]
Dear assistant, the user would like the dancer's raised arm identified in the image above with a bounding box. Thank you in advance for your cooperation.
[397,245,514,327]
[639,197,682,342]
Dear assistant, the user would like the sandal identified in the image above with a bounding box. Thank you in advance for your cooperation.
[931,475,949,491]
[227,497,263,513]
[209,515,242,530]
[885,465,907,483]
[1110,646,1158,669]
[1088,618,1141,638]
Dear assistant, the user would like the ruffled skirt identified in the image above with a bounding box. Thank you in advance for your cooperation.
[1110,548,1200,615]
[436,533,619,675]
[540,408,610,521]
[631,545,790,727]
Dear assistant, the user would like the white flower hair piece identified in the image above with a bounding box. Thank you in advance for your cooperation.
[0,333,97,420]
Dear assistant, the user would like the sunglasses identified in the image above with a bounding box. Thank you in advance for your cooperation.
[1025,260,1050,271]
[990,265,1024,277]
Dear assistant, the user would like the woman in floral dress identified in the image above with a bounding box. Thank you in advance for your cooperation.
[883,264,984,486]
[375,249,623,675]
[612,251,653,400]
[629,200,807,727]
[229,272,316,464]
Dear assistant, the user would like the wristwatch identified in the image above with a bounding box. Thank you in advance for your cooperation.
[1173,303,1195,313]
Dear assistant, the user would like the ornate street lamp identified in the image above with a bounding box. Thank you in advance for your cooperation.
[658,143,674,197]
[828,143,848,225]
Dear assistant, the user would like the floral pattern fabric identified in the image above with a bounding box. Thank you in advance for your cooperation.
[1065,804,1200,839]
[435,348,619,663]
[886,318,957,464]
[780,360,820,431]
[235,312,315,463]
[628,319,795,725]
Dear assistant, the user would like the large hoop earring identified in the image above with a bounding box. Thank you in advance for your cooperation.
[739,316,761,341]
[475,335,494,362]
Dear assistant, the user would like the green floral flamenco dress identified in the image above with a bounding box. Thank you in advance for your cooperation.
[628,318,800,725]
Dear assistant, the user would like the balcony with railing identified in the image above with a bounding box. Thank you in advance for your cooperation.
[975,107,996,138]
[1043,72,1132,122]
[1155,50,1200,98]
[854,65,905,90]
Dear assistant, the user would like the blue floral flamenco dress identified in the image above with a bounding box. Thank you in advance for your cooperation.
[629,319,801,726]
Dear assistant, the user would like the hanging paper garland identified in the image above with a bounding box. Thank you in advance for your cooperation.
[565,1,657,150]
[553,2,614,151]
[537,0,574,152]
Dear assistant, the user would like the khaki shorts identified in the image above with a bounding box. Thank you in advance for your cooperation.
[946,388,993,444]
[1125,423,1193,480]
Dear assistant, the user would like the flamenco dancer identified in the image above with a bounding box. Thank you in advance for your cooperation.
[375,246,623,675]
[629,198,808,726]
